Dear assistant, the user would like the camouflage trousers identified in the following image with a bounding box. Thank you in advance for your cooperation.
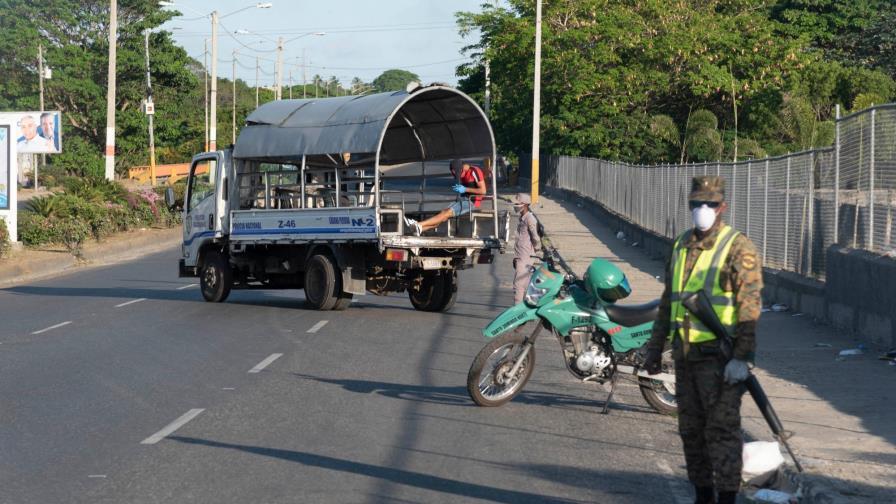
[675,356,746,492]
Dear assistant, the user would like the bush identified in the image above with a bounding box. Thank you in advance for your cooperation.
[18,212,60,246]
[0,217,10,258]
[56,217,91,259]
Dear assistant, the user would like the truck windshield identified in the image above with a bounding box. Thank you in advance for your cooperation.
[188,158,217,212]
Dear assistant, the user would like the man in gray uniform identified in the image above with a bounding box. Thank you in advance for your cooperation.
[512,193,542,304]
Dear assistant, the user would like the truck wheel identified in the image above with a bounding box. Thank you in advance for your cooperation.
[409,272,447,312]
[332,292,353,311]
[200,251,232,303]
[435,270,458,312]
[304,254,340,310]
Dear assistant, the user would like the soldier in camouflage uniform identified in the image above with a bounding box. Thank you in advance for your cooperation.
[644,176,763,504]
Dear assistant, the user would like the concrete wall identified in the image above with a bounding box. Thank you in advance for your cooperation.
[545,185,895,348]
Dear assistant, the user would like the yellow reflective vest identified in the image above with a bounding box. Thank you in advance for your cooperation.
[668,225,739,343]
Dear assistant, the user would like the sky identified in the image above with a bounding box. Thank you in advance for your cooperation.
[160,0,498,90]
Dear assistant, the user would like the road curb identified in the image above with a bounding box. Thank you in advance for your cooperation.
[0,227,181,288]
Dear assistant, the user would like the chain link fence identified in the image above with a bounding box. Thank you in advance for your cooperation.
[520,103,896,279]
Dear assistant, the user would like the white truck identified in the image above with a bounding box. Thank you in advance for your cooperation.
[171,85,508,311]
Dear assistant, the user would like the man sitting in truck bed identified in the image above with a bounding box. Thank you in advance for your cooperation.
[404,159,487,236]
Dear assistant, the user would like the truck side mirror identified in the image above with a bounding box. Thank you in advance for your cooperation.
[164,186,176,209]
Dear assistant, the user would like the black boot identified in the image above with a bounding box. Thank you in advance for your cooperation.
[694,486,714,504]
[716,491,737,504]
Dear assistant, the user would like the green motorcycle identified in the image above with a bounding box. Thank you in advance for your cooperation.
[466,243,677,415]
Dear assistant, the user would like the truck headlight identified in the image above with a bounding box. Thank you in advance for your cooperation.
[524,283,548,306]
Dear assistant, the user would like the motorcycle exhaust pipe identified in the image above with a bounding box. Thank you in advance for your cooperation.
[616,364,675,384]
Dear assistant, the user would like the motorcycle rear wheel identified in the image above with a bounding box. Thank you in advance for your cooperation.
[638,350,677,416]
[467,331,535,407]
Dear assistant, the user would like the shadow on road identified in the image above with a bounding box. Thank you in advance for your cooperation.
[168,436,587,504]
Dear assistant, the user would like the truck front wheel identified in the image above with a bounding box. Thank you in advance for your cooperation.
[200,251,233,303]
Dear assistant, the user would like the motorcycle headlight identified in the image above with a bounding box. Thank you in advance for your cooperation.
[524,282,549,306]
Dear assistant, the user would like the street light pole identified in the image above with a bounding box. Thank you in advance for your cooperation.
[302,48,307,99]
[288,70,292,99]
[104,0,117,180]
[37,42,45,190]
[204,38,209,151]
[530,0,542,204]
[275,36,283,100]
[255,56,259,107]
[209,10,218,151]
[232,49,237,144]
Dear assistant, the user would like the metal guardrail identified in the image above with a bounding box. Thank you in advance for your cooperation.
[521,103,896,279]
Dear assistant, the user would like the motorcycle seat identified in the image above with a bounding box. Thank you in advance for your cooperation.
[604,299,660,327]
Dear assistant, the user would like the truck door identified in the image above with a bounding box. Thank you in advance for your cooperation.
[183,152,225,265]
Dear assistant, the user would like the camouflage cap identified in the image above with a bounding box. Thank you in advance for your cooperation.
[689,175,726,203]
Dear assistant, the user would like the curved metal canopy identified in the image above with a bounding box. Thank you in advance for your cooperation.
[233,86,494,165]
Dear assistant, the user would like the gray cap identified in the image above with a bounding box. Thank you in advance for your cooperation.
[513,193,531,206]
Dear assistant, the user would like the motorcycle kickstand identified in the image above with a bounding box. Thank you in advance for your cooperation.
[601,374,619,415]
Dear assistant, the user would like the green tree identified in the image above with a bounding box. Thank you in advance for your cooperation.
[0,0,203,175]
[372,69,420,92]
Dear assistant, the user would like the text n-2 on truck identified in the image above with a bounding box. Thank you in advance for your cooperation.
[169,84,509,311]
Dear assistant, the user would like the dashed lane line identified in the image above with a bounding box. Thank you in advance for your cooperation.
[307,320,328,333]
[176,283,198,290]
[140,408,205,445]
[115,298,147,308]
[248,353,283,374]
[31,321,72,335]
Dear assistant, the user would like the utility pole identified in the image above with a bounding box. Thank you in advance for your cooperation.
[530,0,542,204]
[289,70,292,99]
[37,43,45,190]
[209,10,218,152]
[204,38,209,151]
[232,49,237,145]
[302,48,307,99]
[255,56,259,108]
[275,36,283,100]
[104,0,117,180]
[143,29,157,186]
[484,58,491,117]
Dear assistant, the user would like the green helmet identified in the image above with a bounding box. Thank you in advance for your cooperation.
[584,258,631,302]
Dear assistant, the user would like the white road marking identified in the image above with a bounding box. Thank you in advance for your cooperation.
[307,320,328,333]
[115,298,147,308]
[140,408,205,445]
[177,283,198,290]
[222,387,235,390]
[32,321,72,335]
[88,475,107,478]
[248,353,283,373]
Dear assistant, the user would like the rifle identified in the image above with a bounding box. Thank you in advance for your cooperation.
[680,290,804,473]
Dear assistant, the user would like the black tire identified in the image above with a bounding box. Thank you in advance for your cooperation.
[435,270,458,312]
[332,292,353,311]
[638,350,677,416]
[304,254,340,310]
[467,331,536,407]
[200,250,232,303]
[408,273,446,311]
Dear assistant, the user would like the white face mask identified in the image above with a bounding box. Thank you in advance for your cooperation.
[513,205,524,214]
[692,204,717,231]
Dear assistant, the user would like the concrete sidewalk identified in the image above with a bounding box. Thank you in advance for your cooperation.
[529,191,896,503]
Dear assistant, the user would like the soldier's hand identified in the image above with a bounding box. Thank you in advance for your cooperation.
[723,359,749,384]
[644,347,662,375]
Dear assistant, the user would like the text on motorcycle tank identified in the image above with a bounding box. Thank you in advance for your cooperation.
[608,326,623,335]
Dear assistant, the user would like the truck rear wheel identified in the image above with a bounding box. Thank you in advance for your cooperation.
[304,254,350,310]
[200,251,232,303]
[409,270,456,312]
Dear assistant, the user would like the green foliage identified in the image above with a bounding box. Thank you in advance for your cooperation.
[25,195,61,218]
[372,69,421,92]
[457,0,896,163]
[17,212,60,246]
[0,218,10,258]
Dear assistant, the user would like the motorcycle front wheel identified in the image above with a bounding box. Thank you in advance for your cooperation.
[467,331,535,407]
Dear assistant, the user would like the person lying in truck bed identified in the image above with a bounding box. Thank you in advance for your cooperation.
[404,159,487,236]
